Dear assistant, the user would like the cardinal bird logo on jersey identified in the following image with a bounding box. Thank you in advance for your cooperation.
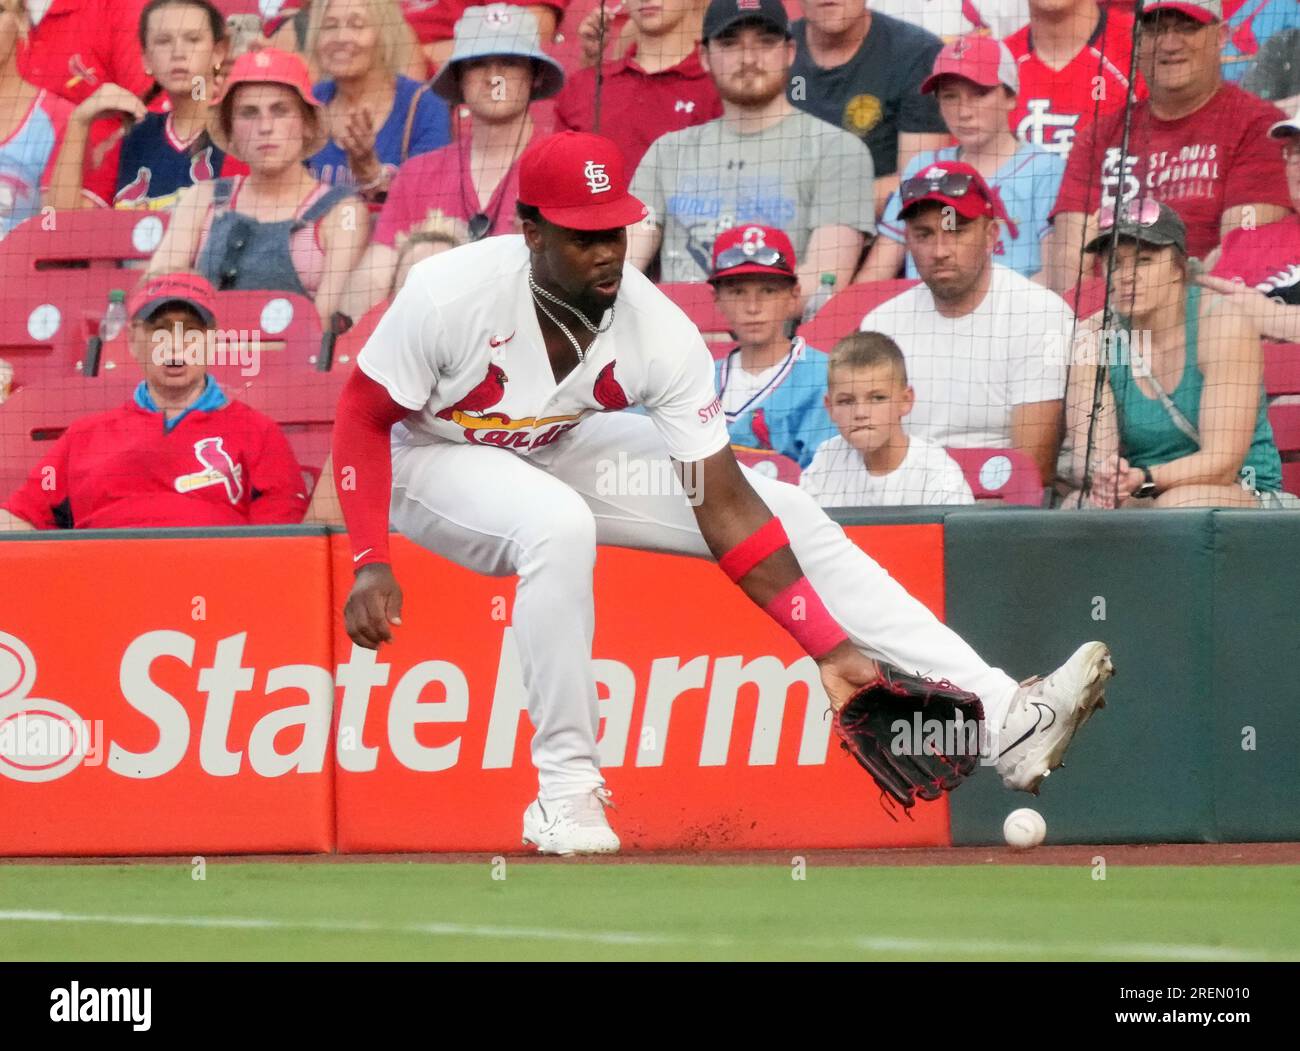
[190,147,216,184]
[173,437,244,504]
[436,363,509,421]
[115,167,151,205]
[750,408,772,450]
[593,361,630,411]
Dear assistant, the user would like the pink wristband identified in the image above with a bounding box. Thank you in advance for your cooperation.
[764,577,848,659]
[718,517,789,583]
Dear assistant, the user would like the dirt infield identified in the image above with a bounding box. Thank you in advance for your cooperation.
[4,842,1298,867]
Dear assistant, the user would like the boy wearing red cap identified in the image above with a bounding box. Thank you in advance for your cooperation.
[859,33,1064,281]
[708,224,834,467]
[332,130,1112,855]
[861,159,1072,484]
[0,272,308,530]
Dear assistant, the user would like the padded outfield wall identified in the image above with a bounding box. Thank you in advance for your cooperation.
[0,510,1295,855]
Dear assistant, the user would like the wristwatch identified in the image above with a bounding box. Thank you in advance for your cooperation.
[1132,465,1158,499]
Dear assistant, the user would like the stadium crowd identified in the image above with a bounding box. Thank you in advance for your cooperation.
[0,0,1297,530]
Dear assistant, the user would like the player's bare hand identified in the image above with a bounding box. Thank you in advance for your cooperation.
[344,563,404,649]
[817,640,880,712]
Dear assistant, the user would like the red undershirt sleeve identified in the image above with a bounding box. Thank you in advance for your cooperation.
[333,368,413,569]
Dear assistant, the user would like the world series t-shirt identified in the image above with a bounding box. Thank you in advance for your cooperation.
[1051,83,1292,260]
[787,13,947,177]
[1212,214,1300,306]
[357,236,731,463]
[1004,6,1144,158]
[631,110,877,283]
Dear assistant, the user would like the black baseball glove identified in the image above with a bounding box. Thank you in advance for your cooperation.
[832,663,985,810]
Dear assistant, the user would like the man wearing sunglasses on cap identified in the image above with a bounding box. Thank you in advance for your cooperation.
[708,224,834,467]
[1047,0,1293,294]
[861,160,1073,486]
[331,130,1112,855]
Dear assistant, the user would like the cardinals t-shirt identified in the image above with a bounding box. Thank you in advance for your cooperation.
[357,235,731,463]
[1004,6,1144,158]
[109,112,245,210]
[1051,83,1292,259]
[1212,214,1300,306]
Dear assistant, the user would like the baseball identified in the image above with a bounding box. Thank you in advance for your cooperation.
[1003,808,1047,849]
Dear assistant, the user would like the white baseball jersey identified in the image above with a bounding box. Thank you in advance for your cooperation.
[358,235,731,463]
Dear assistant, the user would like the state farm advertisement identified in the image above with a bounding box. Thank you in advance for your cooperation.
[0,526,952,856]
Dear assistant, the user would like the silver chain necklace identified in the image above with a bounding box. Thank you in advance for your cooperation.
[528,269,614,363]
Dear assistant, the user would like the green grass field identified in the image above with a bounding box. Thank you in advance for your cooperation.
[2,861,1297,962]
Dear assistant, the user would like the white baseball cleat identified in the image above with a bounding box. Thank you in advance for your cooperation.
[522,787,620,856]
[995,642,1114,794]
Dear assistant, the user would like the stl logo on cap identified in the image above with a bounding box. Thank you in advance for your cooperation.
[584,160,611,195]
[254,51,270,68]
[740,226,767,254]
[486,7,511,24]
[950,37,970,58]
[738,0,761,8]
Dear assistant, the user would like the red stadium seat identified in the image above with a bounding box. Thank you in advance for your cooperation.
[659,282,733,353]
[945,447,1044,506]
[1268,404,1300,497]
[0,369,137,497]
[0,211,172,390]
[1264,343,1300,396]
[1,210,169,277]
[732,446,801,484]
[800,279,918,352]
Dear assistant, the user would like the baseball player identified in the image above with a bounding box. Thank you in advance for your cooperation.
[333,131,1113,855]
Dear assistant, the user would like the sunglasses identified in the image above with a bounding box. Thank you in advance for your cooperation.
[1098,198,1162,230]
[900,171,977,205]
[713,244,792,274]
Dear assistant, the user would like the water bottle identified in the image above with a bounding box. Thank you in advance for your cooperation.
[802,272,836,324]
[100,290,127,342]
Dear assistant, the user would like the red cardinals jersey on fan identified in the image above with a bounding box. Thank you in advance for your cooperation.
[1004,7,1144,158]
[2,395,309,529]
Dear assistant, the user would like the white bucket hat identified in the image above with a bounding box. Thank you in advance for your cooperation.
[429,4,565,105]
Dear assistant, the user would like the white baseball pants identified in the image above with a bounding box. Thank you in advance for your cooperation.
[389,412,1019,800]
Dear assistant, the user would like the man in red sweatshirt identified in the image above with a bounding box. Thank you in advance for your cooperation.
[0,272,310,530]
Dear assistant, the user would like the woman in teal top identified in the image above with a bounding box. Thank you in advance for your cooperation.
[1061,200,1291,509]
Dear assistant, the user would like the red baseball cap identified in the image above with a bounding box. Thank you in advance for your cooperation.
[517,131,649,231]
[898,160,1020,238]
[127,272,218,327]
[921,34,1019,95]
[210,48,327,157]
[1142,0,1222,24]
[708,224,797,283]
